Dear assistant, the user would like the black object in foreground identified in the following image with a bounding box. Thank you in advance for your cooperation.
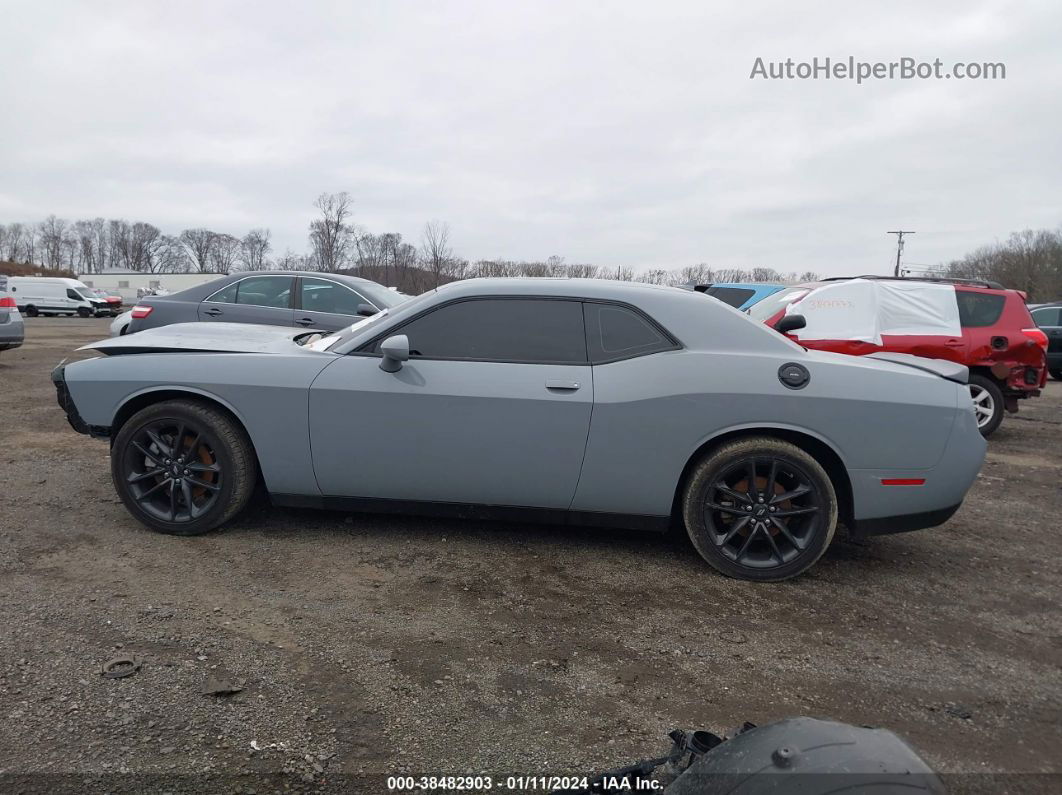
[556,716,944,794]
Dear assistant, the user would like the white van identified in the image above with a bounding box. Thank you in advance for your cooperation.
[5,277,110,317]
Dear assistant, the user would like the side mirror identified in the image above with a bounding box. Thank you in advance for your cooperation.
[775,314,807,334]
[379,334,410,372]
[357,303,377,317]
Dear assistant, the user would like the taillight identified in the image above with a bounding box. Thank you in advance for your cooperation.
[1022,328,1048,351]
[0,296,15,308]
[130,305,154,319]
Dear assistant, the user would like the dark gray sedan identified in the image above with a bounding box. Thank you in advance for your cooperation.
[127,271,405,334]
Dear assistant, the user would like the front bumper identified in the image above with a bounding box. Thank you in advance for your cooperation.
[52,363,109,438]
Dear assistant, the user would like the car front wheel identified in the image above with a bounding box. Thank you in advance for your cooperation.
[111,400,257,536]
[968,375,1004,437]
[682,437,838,581]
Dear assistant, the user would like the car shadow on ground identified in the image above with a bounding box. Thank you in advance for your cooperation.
[215,499,909,582]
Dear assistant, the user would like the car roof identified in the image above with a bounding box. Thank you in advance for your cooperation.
[222,270,378,285]
[433,277,690,301]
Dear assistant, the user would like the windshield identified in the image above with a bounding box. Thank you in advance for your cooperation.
[746,287,811,323]
[76,288,97,301]
[352,281,409,310]
[317,289,437,351]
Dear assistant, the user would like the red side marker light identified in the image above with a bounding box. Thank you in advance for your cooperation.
[881,478,926,486]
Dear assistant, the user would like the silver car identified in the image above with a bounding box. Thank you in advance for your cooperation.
[0,297,25,356]
[52,278,985,581]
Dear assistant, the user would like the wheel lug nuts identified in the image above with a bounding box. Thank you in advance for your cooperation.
[758,497,764,503]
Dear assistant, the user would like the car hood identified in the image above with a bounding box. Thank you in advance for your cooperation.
[80,322,328,356]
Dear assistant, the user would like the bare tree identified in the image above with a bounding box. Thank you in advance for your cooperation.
[90,218,109,272]
[239,228,272,270]
[308,192,354,271]
[2,222,23,261]
[179,228,218,272]
[38,215,68,269]
[210,233,241,273]
[152,235,187,273]
[420,220,453,288]
[127,222,164,271]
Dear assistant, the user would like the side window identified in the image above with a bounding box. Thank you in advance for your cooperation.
[66,289,81,300]
[956,292,1005,328]
[301,277,371,316]
[374,298,587,363]
[1031,307,1060,327]
[235,276,292,309]
[585,302,676,364]
[205,281,239,304]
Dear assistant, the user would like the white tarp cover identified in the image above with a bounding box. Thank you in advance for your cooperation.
[785,279,962,345]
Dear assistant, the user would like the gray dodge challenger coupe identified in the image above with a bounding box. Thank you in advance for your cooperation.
[53,278,986,581]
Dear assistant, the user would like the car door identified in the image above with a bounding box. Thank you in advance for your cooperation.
[198,275,295,326]
[308,297,593,509]
[294,276,376,332]
[1032,306,1062,368]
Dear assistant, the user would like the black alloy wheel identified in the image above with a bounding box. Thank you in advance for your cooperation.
[112,400,256,535]
[684,437,837,581]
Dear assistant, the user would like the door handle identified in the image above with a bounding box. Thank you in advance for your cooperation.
[203,307,223,317]
[295,318,315,327]
[944,339,964,347]
[545,379,581,391]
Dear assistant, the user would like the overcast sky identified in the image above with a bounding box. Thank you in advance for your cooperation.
[1,0,1059,276]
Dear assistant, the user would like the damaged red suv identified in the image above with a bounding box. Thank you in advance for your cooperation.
[750,277,1048,436]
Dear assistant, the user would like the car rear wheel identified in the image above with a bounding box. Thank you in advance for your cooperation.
[25,305,38,317]
[968,375,1004,437]
[111,400,257,536]
[682,437,838,581]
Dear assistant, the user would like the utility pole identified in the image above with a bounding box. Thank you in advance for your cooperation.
[887,230,915,277]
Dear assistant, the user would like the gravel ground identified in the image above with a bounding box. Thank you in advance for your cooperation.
[0,317,1059,793]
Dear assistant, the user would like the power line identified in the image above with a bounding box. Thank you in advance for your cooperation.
[887,230,915,277]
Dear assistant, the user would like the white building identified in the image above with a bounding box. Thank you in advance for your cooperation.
[78,269,227,303]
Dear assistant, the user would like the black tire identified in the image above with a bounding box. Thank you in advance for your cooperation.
[119,324,128,336]
[25,305,38,317]
[1051,369,1062,381]
[968,374,1004,437]
[683,437,838,582]
[77,307,91,318]
[111,400,257,536]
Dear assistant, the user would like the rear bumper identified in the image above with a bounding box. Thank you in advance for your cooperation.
[848,503,961,539]
[847,393,985,537]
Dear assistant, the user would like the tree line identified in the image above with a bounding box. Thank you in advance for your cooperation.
[943,227,1062,301]
[0,191,821,292]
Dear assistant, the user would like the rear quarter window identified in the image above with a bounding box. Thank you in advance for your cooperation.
[956,292,1005,328]
[585,302,678,363]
